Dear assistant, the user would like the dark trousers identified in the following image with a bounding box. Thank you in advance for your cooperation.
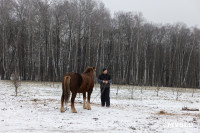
[101,87,110,107]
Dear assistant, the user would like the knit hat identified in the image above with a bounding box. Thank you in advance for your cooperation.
[103,68,107,72]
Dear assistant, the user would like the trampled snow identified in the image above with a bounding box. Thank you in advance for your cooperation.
[0,80,200,133]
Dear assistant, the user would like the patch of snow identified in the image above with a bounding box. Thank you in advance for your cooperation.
[0,80,200,133]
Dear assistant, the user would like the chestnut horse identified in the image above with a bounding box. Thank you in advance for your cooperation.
[60,67,95,113]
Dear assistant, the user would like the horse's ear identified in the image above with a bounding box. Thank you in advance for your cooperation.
[93,67,95,70]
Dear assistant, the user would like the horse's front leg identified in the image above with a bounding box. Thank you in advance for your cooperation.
[87,91,92,110]
[83,92,87,109]
[71,92,77,113]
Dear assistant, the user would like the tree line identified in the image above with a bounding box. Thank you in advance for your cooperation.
[0,0,200,88]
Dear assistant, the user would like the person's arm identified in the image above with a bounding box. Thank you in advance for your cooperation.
[107,75,112,83]
[98,75,103,83]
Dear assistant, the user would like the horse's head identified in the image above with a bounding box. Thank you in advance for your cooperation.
[83,66,95,75]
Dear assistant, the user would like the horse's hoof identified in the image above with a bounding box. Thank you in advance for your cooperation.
[87,106,91,110]
[60,107,65,112]
[83,105,87,109]
[71,109,77,113]
[87,103,91,110]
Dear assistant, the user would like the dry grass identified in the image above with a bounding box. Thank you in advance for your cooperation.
[157,110,176,116]
[158,110,165,114]
[182,106,199,111]
[31,99,40,102]
[182,113,200,118]
[30,99,57,102]
[156,110,200,118]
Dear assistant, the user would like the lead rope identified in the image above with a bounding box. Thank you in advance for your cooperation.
[91,85,106,103]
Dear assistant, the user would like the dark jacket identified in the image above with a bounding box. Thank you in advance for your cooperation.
[98,73,112,88]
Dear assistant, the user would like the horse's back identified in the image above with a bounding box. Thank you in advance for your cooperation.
[66,72,82,92]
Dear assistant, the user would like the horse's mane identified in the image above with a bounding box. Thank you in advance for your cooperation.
[83,68,91,74]
[83,67,94,74]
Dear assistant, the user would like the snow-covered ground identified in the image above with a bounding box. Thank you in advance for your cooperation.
[0,80,200,133]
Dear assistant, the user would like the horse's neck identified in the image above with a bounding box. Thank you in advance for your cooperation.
[82,72,94,79]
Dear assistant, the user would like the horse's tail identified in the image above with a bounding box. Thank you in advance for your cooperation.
[63,76,71,105]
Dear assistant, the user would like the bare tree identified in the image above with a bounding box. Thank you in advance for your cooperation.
[11,70,20,96]
[176,88,183,100]
[0,0,199,90]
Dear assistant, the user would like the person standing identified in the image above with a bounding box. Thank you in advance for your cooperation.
[98,68,112,107]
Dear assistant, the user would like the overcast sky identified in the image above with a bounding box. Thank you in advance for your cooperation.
[100,0,200,28]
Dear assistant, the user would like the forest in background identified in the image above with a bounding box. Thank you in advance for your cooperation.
[0,0,200,88]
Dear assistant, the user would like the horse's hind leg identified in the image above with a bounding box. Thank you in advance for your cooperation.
[60,94,65,112]
[87,92,92,110]
[71,92,77,113]
[83,92,87,109]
